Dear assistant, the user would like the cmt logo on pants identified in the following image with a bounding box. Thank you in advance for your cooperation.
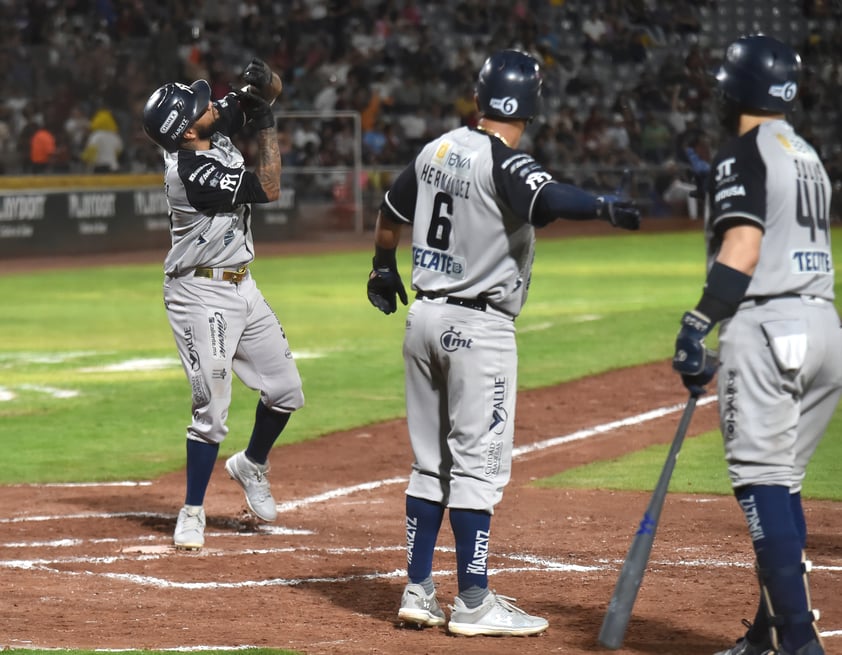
[439,326,473,352]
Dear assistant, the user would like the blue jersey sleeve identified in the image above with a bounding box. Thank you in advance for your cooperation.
[489,138,599,226]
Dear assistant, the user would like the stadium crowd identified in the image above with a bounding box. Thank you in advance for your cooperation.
[1,0,842,215]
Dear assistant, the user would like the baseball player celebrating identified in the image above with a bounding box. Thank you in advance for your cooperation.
[142,60,304,550]
[367,49,640,636]
[672,35,842,655]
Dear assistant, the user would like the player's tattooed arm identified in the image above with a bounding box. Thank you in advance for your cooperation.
[254,127,281,202]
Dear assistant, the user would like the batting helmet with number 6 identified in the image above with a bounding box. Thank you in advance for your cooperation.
[476,50,542,121]
[715,34,801,114]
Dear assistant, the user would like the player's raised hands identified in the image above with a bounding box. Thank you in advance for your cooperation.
[234,87,275,130]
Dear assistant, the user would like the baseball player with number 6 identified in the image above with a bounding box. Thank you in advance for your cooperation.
[367,49,640,637]
[672,35,842,655]
[142,59,303,550]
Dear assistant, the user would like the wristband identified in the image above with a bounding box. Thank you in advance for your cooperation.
[695,261,752,323]
[373,245,398,270]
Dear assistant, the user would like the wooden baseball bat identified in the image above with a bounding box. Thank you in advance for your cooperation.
[597,394,698,650]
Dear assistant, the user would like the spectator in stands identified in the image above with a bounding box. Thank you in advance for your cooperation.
[0,105,14,174]
[63,106,90,168]
[582,9,610,52]
[604,112,635,156]
[29,118,56,174]
[362,118,388,163]
[0,0,840,201]
[81,108,123,173]
[660,159,700,219]
[638,110,673,163]
[671,0,701,36]
[453,78,479,127]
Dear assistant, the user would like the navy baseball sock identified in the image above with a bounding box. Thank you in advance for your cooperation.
[405,495,444,590]
[746,491,810,644]
[184,439,219,506]
[790,491,807,548]
[450,508,491,606]
[245,400,291,465]
[736,485,814,651]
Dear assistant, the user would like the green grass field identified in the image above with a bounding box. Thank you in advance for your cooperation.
[3,227,842,655]
[1,227,841,499]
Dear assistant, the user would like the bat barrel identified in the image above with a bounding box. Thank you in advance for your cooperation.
[597,395,698,650]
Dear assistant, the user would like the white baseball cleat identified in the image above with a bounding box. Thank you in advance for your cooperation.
[225,450,277,522]
[173,504,205,550]
[448,591,548,637]
[398,583,446,627]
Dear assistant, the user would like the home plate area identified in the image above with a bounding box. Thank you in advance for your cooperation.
[1,363,840,654]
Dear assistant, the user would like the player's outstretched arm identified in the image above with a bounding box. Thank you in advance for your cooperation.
[531,182,641,230]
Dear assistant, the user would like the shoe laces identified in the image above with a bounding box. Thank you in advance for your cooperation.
[246,467,273,502]
[411,590,438,609]
[243,457,270,484]
[450,591,527,615]
[491,593,531,616]
[180,510,204,531]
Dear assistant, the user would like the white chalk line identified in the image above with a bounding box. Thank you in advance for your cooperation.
[1,395,839,640]
[7,395,716,501]
[513,395,718,457]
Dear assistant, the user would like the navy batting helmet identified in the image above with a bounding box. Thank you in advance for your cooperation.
[142,80,211,152]
[476,50,542,121]
[715,34,801,114]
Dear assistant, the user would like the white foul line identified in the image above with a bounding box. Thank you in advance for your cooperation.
[513,395,718,457]
[272,396,718,514]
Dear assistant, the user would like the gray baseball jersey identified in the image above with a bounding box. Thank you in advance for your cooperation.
[162,93,304,445]
[163,93,263,277]
[706,119,842,490]
[383,126,569,511]
[384,126,552,318]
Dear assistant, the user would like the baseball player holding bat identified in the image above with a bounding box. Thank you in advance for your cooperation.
[142,59,304,550]
[672,35,842,655]
[367,49,640,636]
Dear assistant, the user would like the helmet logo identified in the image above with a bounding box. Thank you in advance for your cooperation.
[769,82,798,102]
[160,110,179,133]
[490,96,519,115]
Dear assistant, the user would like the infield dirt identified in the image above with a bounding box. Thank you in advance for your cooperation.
[2,359,841,654]
[2,220,840,654]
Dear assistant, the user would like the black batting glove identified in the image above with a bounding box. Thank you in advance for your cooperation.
[234,88,275,130]
[242,58,272,89]
[673,310,718,395]
[596,195,641,230]
[367,251,408,315]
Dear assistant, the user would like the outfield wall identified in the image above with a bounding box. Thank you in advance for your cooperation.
[0,174,300,258]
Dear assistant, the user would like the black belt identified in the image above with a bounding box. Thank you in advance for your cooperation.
[740,293,825,308]
[416,291,488,313]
